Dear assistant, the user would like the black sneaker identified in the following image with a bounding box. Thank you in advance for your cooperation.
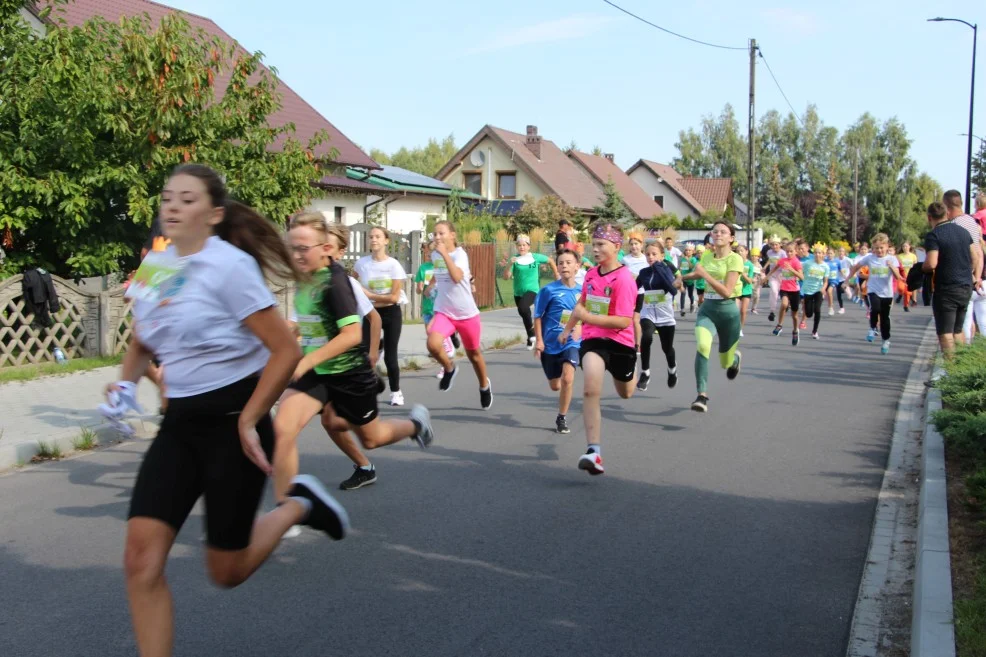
[904,306,910,312]
[340,465,377,491]
[439,366,458,392]
[667,369,678,388]
[480,380,493,410]
[637,371,650,391]
[690,395,709,413]
[792,330,799,346]
[287,475,350,540]
[726,352,741,380]
[408,404,434,448]
[450,333,461,349]
[768,312,776,322]
[556,414,570,434]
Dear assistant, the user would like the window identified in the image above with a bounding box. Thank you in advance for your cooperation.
[463,172,482,196]
[497,172,517,199]
[334,206,345,223]
[653,195,664,208]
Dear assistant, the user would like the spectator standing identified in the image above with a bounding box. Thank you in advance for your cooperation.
[974,192,986,237]
[555,219,575,252]
[923,200,979,355]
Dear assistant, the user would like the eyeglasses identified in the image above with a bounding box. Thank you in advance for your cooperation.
[290,243,325,255]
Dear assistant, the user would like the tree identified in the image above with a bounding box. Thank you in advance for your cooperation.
[757,165,794,226]
[0,1,329,277]
[370,134,458,177]
[816,163,844,239]
[972,140,986,198]
[592,179,630,225]
[673,104,748,200]
[807,207,832,246]
[507,194,574,237]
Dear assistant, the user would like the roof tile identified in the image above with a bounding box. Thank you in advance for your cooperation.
[568,151,663,219]
[679,178,733,214]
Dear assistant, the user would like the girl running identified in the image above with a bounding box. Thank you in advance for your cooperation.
[621,230,649,275]
[559,224,637,475]
[802,243,830,339]
[634,241,679,392]
[504,234,557,350]
[771,241,805,345]
[354,227,407,406]
[737,244,755,337]
[680,221,744,413]
[678,244,697,317]
[276,215,434,498]
[118,165,348,656]
[533,249,582,435]
[694,244,707,306]
[764,235,787,322]
[427,220,493,409]
[896,241,917,313]
[750,247,764,316]
[849,233,903,354]
[415,240,456,378]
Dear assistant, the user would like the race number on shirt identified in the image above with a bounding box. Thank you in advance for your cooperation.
[586,294,610,316]
[560,309,572,325]
[368,278,392,293]
[643,290,667,307]
[296,314,328,347]
[126,251,187,303]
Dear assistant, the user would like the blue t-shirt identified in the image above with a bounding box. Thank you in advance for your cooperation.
[534,280,582,355]
[798,256,811,291]
[827,258,840,282]
[802,259,829,296]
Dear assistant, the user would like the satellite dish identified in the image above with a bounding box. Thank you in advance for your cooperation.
[469,150,486,167]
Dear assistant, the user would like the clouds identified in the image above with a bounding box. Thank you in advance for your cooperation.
[761,8,821,35]
[465,13,618,55]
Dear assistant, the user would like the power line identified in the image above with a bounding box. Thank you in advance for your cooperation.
[757,49,804,125]
[601,0,747,51]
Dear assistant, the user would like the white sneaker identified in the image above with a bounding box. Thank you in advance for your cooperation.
[828,308,835,316]
[436,368,444,379]
[838,308,845,314]
[527,336,536,350]
[577,450,605,475]
[739,330,745,338]
[283,525,303,539]
[390,390,405,406]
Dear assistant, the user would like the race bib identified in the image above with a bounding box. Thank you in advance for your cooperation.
[586,294,610,316]
[423,270,434,284]
[560,309,572,325]
[126,252,187,303]
[783,268,797,279]
[368,278,392,293]
[704,290,723,300]
[644,290,667,307]
[871,265,889,277]
[297,314,328,348]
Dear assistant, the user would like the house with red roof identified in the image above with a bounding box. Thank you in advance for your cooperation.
[567,151,663,220]
[626,160,734,220]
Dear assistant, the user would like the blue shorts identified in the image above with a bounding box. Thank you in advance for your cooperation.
[540,347,580,380]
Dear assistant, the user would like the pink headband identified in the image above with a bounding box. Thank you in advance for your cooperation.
[592,223,623,247]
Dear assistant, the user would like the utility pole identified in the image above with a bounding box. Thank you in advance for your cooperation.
[747,38,757,251]
[852,147,859,245]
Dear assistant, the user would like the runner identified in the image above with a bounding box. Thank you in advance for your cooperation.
[533,249,582,434]
[678,244,697,317]
[621,230,649,275]
[849,233,903,354]
[634,241,680,392]
[664,236,683,268]
[694,244,707,307]
[559,223,637,475]
[763,235,787,322]
[118,165,349,656]
[414,240,455,379]
[852,243,871,309]
[503,234,558,350]
[749,247,764,316]
[796,239,811,330]
[771,241,804,345]
[427,220,493,409]
[736,244,755,337]
[354,227,407,406]
[896,241,917,313]
[680,221,743,412]
[802,243,830,339]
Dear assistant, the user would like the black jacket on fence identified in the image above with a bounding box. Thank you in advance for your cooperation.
[22,268,59,328]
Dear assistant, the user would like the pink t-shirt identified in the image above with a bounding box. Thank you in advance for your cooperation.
[580,264,636,348]
[777,256,803,292]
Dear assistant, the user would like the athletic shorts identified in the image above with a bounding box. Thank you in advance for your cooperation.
[782,290,801,312]
[579,338,636,383]
[932,285,972,336]
[430,312,481,351]
[128,376,272,551]
[288,368,379,426]
[739,293,752,299]
[540,346,580,380]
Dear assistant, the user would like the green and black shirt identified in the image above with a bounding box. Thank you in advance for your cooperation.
[294,260,366,375]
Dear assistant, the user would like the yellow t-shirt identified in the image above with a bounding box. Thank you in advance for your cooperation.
[700,250,744,299]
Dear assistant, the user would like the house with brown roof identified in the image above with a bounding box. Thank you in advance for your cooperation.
[436,125,605,216]
[568,151,663,220]
[626,160,734,220]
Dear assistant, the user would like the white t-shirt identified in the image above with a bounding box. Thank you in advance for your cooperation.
[354,255,408,305]
[131,237,276,398]
[915,247,927,264]
[574,266,587,289]
[621,254,648,276]
[637,286,676,326]
[857,253,900,298]
[766,249,787,277]
[666,246,683,268]
[433,247,479,320]
[290,276,372,322]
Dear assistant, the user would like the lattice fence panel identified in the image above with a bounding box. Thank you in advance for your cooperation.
[0,296,89,367]
[113,300,134,356]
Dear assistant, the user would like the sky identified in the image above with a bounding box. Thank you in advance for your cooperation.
[164,0,984,193]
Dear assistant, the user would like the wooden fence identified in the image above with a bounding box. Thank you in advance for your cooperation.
[465,244,496,308]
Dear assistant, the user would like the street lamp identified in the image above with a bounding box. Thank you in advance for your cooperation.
[929,17,977,213]
[960,133,985,144]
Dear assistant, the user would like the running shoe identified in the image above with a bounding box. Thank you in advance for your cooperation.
[680,309,686,318]
[287,475,350,540]
[480,380,493,410]
[772,324,783,336]
[690,395,709,413]
[451,333,461,349]
[866,329,876,342]
[812,332,819,340]
[340,465,377,491]
[904,306,910,313]
[838,308,845,315]
[282,525,302,539]
[881,340,891,354]
[439,366,458,391]
[739,330,745,338]
[408,404,434,448]
[556,414,570,434]
[527,336,536,351]
[389,390,404,406]
[799,320,807,330]
[792,330,800,346]
[637,371,650,391]
[577,450,605,475]
[667,368,678,388]
[768,312,776,322]
[828,308,835,316]
[726,352,741,380]
[751,309,760,315]
[690,305,696,314]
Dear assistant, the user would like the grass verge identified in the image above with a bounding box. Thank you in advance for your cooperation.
[933,337,986,655]
[72,427,98,451]
[490,334,525,350]
[33,440,62,462]
[0,356,123,384]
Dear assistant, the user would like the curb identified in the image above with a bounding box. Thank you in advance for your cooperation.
[0,417,156,472]
[911,383,956,657]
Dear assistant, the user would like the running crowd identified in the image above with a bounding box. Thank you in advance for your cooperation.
[105,164,986,656]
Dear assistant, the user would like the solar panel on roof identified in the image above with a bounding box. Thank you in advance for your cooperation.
[377,166,452,190]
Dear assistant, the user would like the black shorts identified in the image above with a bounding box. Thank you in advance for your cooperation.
[288,367,379,426]
[579,338,636,383]
[540,347,580,380]
[739,293,752,299]
[129,376,272,551]
[782,290,801,312]
[932,285,972,336]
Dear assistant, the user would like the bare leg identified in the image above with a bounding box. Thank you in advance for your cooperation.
[427,330,453,372]
[272,390,323,503]
[582,352,605,446]
[465,348,489,388]
[124,518,177,657]
[559,363,575,415]
[321,407,371,467]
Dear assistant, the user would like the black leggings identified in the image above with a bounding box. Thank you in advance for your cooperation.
[679,286,695,310]
[363,304,402,391]
[803,291,824,333]
[515,291,537,339]
[867,293,892,340]
[640,319,676,371]
[831,282,844,309]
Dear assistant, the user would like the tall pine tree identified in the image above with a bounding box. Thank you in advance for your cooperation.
[592,178,631,225]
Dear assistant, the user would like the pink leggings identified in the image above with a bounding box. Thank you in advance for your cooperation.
[429,313,482,351]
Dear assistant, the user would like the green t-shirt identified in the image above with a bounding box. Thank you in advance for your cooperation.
[511,252,549,296]
[679,256,697,285]
[699,250,744,299]
[414,262,436,317]
[294,262,364,375]
[741,260,755,296]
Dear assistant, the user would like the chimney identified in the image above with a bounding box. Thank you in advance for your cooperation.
[525,125,542,160]
[604,153,614,162]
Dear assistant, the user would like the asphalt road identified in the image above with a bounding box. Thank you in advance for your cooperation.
[0,300,934,656]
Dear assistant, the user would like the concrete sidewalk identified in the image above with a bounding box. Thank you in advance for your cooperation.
[0,307,527,470]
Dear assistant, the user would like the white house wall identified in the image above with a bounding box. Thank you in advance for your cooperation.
[308,195,367,227]
[383,196,445,235]
[628,168,698,219]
